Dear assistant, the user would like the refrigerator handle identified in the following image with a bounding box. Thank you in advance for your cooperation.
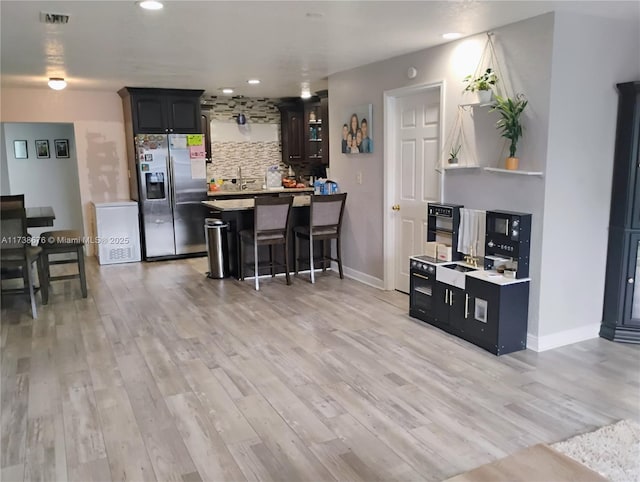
[168,155,177,209]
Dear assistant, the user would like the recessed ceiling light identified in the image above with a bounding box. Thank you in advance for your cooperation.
[48,77,67,90]
[138,1,163,10]
[442,32,463,40]
[300,82,311,99]
[222,88,234,94]
[247,79,260,85]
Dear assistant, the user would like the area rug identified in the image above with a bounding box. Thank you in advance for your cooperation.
[551,419,640,482]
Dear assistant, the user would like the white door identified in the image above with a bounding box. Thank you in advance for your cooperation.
[393,88,441,293]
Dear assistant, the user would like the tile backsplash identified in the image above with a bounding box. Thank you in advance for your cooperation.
[203,96,287,182]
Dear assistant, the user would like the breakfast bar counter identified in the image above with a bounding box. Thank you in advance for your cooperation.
[202,195,321,279]
[202,195,310,212]
[207,187,313,197]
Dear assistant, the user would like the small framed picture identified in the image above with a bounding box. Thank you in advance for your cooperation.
[54,139,69,158]
[36,139,50,159]
[13,140,28,159]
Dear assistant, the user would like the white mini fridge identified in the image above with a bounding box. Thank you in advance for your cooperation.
[91,201,141,265]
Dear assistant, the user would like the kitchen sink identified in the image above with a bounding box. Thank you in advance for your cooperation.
[436,263,479,289]
[443,264,478,273]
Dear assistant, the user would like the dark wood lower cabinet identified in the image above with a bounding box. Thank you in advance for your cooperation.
[423,278,530,355]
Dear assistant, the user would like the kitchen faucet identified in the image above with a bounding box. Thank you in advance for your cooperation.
[464,246,479,268]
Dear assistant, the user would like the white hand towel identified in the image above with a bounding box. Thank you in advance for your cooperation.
[458,208,472,255]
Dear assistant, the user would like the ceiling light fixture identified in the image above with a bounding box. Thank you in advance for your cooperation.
[138,1,164,10]
[222,88,234,94]
[247,79,260,85]
[442,32,463,40]
[48,77,67,90]
[300,82,311,99]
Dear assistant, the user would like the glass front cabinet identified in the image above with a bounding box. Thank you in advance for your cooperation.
[600,81,640,342]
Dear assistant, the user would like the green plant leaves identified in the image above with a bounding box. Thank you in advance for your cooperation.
[463,68,498,92]
[490,94,528,157]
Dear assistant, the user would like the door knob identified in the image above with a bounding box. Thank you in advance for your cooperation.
[392,204,400,211]
[628,278,635,284]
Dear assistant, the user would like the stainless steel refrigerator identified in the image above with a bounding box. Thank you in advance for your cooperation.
[135,134,208,259]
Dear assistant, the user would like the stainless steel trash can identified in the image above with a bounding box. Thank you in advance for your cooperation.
[205,218,229,278]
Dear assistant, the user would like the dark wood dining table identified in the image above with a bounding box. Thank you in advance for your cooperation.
[26,206,56,228]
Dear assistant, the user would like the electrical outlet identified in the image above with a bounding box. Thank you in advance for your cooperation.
[356,171,363,184]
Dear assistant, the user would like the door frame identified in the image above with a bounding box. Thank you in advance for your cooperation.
[382,81,446,290]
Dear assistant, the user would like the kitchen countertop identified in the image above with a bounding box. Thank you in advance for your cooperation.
[207,187,314,197]
[203,195,311,211]
[465,269,531,286]
[410,254,530,286]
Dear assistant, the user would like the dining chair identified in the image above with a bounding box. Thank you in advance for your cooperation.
[238,196,294,291]
[0,194,25,210]
[294,193,347,283]
[39,230,87,300]
[0,208,48,318]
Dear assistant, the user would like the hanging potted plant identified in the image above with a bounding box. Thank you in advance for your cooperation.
[463,68,498,104]
[490,94,528,170]
[448,144,461,165]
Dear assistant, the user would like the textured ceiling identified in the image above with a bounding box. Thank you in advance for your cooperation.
[1,1,638,97]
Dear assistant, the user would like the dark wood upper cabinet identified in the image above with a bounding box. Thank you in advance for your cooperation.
[278,99,305,165]
[118,87,204,134]
[279,91,330,175]
[601,81,640,343]
[201,111,212,161]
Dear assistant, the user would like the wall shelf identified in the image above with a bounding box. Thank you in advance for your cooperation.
[484,167,544,177]
[459,101,494,108]
[443,164,480,171]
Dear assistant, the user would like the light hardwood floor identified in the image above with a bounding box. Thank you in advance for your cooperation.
[1,257,639,482]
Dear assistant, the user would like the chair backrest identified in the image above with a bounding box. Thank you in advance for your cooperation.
[0,208,28,257]
[1,194,25,211]
[254,195,294,235]
[311,193,347,231]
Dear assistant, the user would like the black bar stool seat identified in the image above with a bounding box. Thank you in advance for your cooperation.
[40,230,87,300]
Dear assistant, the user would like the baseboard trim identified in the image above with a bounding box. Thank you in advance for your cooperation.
[527,323,600,352]
[338,264,385,290]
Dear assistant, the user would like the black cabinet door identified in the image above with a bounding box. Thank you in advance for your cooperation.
[449,286,466,330]
[282,109,304,163]
[633,162,640,229]
[433,282,450,324]
[201,112,211,161]
[625,233,640,328]
[133,95,168,133]
[167,95,201,133]
[461,278,499,348]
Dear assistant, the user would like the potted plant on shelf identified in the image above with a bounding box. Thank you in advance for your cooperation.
[490,93,528,170]
[463,68,498,104]
[448,144,461,165]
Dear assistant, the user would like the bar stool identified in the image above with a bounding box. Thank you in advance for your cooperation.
[294,193,347,283]
[238,196,293,291]
[0,207,48,318]
[39,230,87,300]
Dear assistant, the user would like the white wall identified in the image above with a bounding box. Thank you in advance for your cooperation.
[329,14,554,337]
[0,88,128,255]
[2,122,84,240]
[537,12,640,346]
[328,10,640,347]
